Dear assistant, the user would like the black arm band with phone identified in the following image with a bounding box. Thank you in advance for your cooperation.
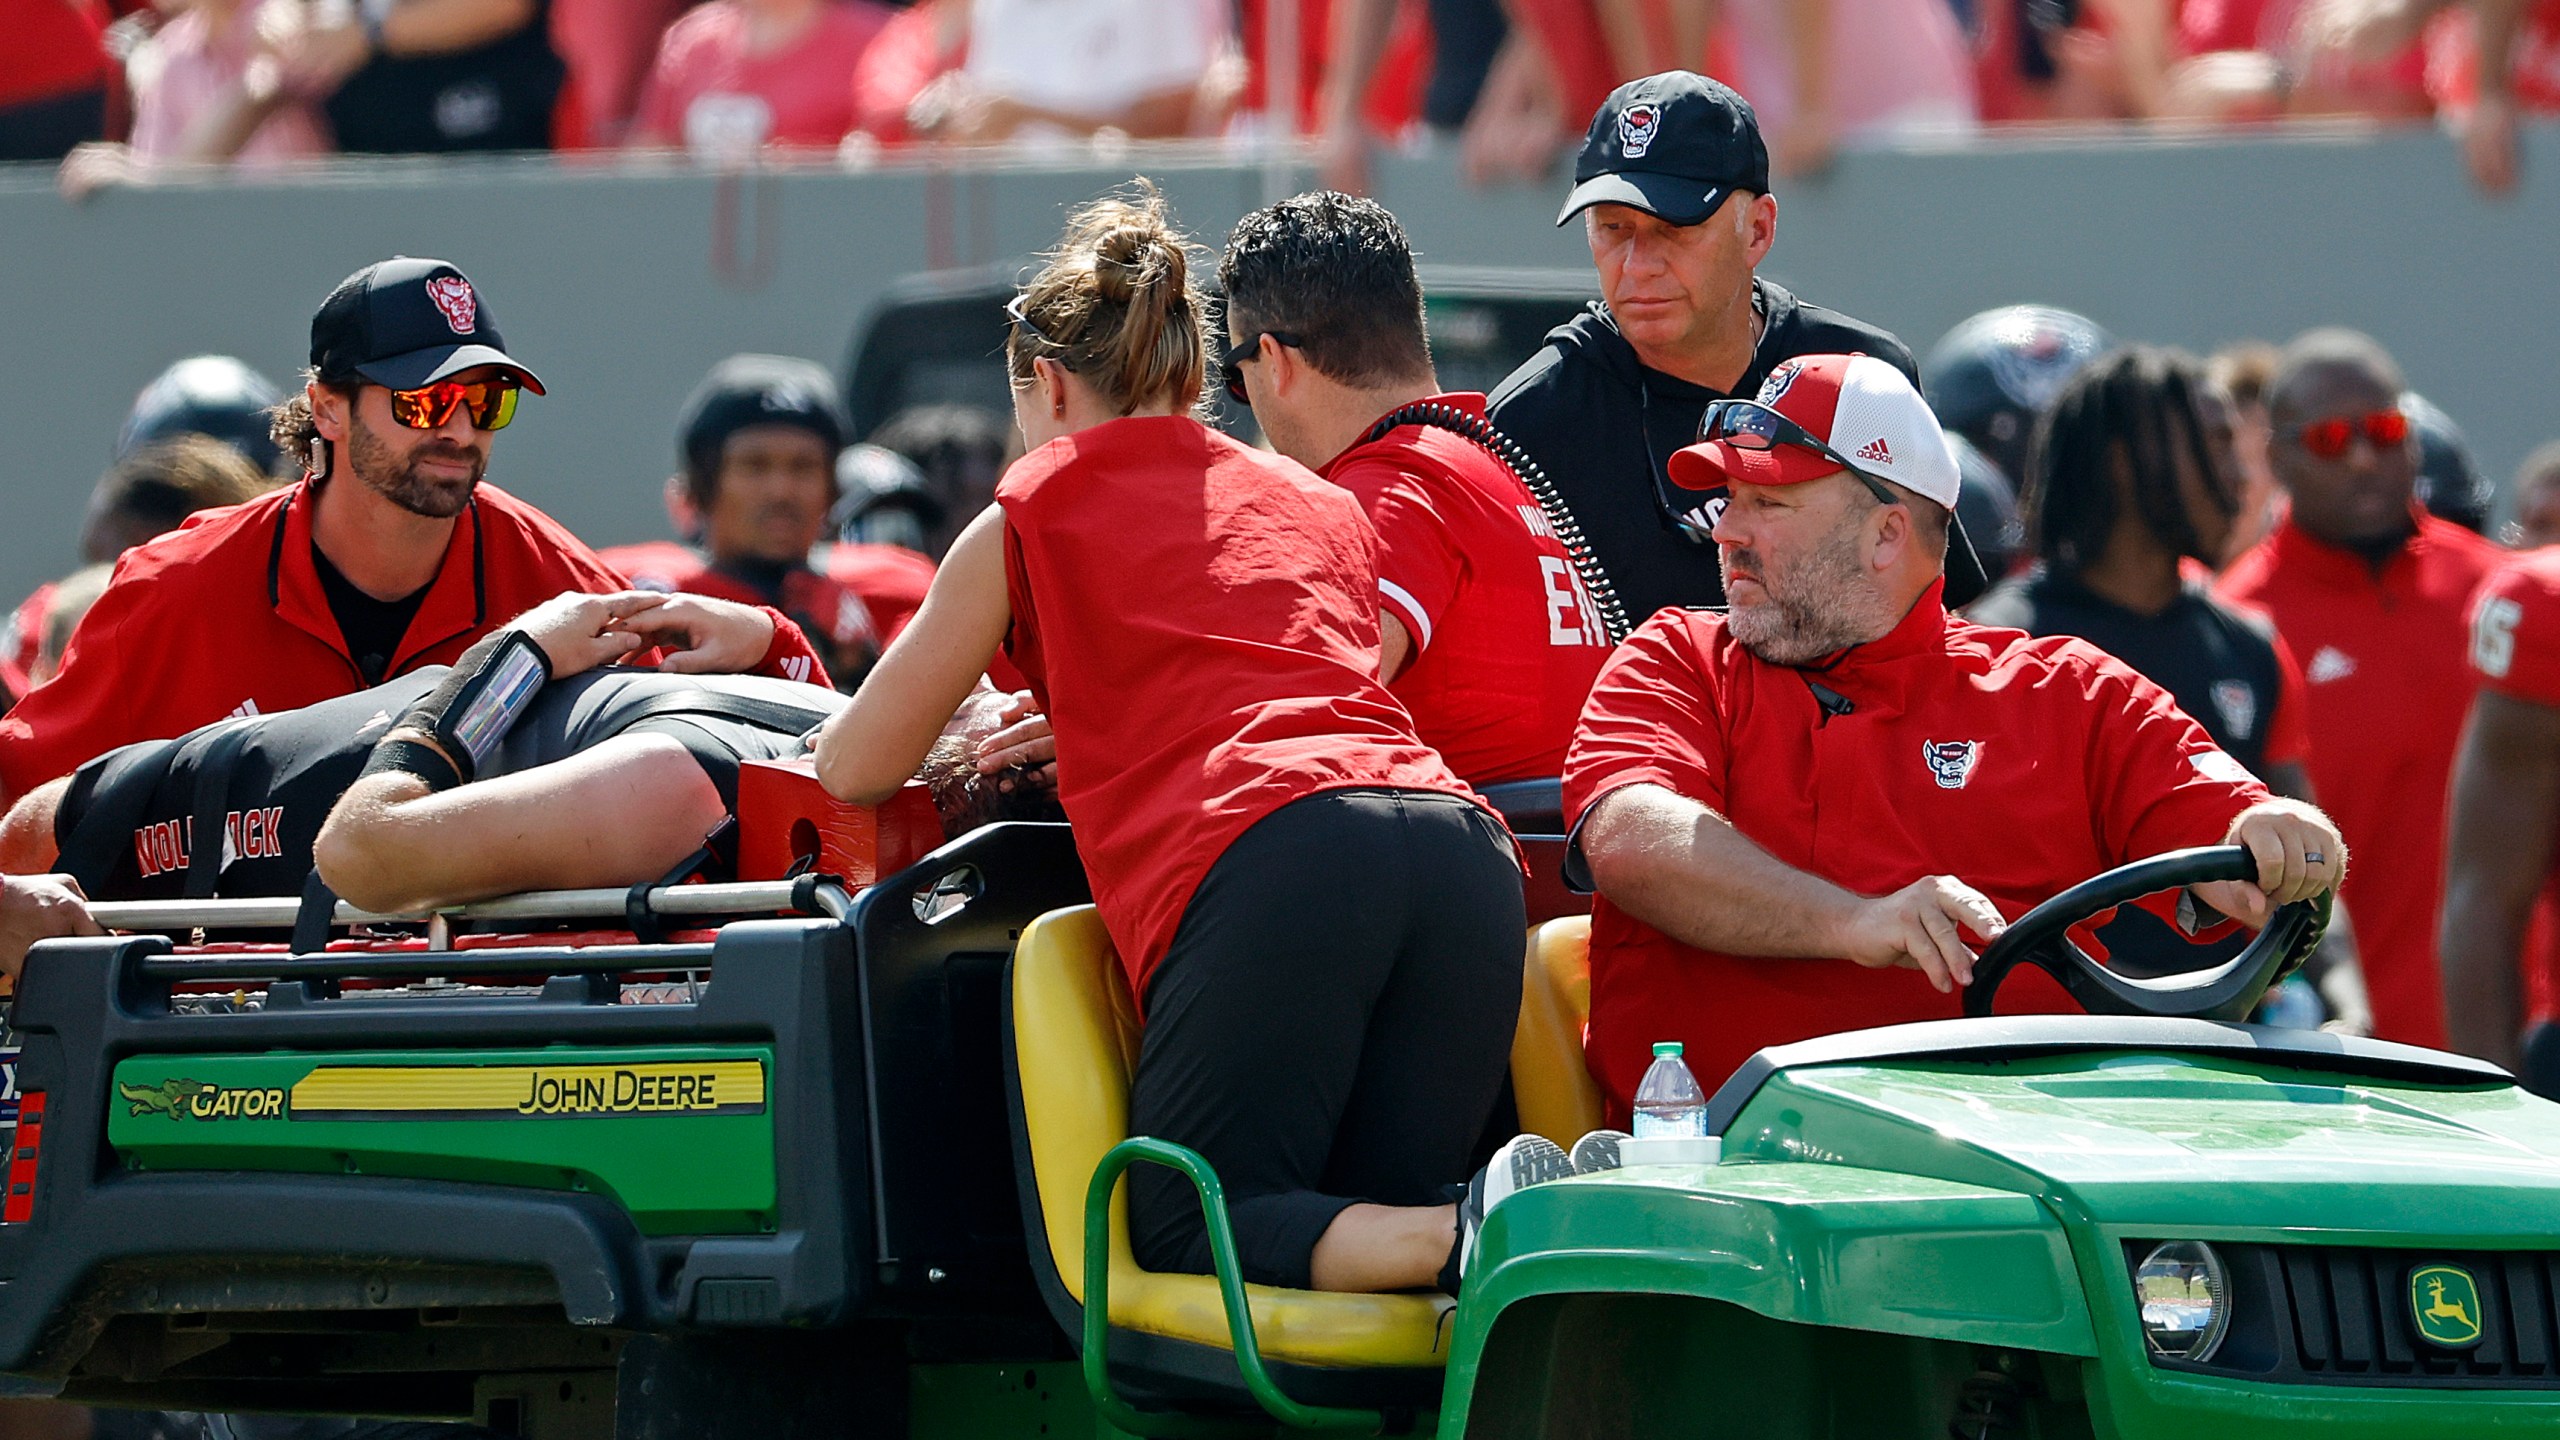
[393,628,553,785]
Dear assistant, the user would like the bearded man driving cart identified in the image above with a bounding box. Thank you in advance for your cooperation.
[1564,354,2349,1123]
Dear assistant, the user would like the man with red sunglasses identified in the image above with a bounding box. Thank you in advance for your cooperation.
[0,257,829,807]
[2218,328,2502,1049]
[1564,353,2345,1120]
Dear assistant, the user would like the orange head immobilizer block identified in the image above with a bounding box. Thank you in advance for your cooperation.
[734,759,945,887]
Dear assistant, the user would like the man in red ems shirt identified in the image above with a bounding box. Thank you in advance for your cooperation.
[1564,353,2344,1118]
[1217,191,1613,786]
[0,257,825,806]
[2217,329,2502,1049]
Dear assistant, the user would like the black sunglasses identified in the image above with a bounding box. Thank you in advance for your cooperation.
[1221,330,1302,404]
[1645,397,1905,547]
[1698,399,1904,506]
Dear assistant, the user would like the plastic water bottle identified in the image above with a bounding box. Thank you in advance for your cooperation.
[1631,1041,1708,1138]
[2256,976,2325,1030]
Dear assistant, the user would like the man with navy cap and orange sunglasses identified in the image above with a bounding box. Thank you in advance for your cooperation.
[0,256,826,807]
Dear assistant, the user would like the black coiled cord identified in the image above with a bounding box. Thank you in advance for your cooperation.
[1358,403,1633,644]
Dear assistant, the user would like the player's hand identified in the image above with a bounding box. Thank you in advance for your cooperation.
[1838,876,2007,994]
[2196,799,2347,926]
[512,591,663,676]
[622,594,779,675]
[0,874,104,987]
[975,690,1057,790]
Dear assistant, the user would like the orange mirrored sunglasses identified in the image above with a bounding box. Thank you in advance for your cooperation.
[387,378,521,432]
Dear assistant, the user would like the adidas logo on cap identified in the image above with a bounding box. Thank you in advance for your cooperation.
[1855,437,1894,465]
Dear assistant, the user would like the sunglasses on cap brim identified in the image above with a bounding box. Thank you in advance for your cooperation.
[1698,399,1905,506]
[1664,398,1992,599]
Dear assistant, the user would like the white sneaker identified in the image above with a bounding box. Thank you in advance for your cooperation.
[1457,1134,1574,1280]
[1569,1128,1631,1174]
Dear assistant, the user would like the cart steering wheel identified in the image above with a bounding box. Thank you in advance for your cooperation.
[1962,845,2330,1022]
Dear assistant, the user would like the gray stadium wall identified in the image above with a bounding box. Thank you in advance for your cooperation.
[0,123,2553,605]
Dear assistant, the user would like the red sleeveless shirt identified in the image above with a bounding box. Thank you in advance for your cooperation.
[998,416,1482,1001]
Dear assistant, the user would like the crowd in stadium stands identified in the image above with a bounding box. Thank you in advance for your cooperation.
[5,0,2556,194]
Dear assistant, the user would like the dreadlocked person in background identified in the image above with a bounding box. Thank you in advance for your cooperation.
[1969,346,2368,1032]
[814,184,1526,1298]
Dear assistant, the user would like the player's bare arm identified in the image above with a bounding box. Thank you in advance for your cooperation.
[1579,782,2008,995]
[815,505,1013,805]
[312,590,803,913]
[2439,691,2560,1071]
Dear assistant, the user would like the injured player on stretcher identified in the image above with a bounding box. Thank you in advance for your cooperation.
[0,590,1056,919]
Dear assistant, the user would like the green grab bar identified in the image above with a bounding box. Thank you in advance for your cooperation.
[1082,1136,1428,1437]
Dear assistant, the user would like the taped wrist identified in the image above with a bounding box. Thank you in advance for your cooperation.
[397,628,552,784]
[359,737,464,794]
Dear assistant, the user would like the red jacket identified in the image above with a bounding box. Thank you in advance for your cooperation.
[0,480,821,800]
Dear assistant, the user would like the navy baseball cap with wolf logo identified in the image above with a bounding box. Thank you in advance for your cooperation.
[310,257,545,394]
[1558,71,1771,228]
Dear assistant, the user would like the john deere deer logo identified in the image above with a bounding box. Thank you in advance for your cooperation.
[2410,1265,2483,1348]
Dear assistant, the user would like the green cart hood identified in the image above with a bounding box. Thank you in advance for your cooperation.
[1723,1050,2559,1236]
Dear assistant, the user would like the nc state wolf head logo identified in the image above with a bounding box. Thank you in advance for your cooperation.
[424,276,478,335]
[2210,679,2256,740]
[1617,103,1660,159]
[1923,740,1982,790]
[1757,358,1807,408]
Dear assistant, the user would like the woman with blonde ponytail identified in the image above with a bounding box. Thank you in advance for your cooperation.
[814,183,1525,1297]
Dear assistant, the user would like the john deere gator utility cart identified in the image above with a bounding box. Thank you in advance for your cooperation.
[10,774,2560,1439]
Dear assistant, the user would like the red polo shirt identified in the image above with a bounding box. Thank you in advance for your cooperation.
[2217,513,2502,1047]
[1320,394,1612,784]
[999,415,1479,1002]
[0,480,825,801]
[1564,584,2269,1120]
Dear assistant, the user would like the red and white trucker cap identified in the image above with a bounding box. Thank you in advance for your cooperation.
[1668,353,1961,504]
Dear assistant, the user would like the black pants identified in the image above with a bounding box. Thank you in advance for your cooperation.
[1127,788,1525,1290]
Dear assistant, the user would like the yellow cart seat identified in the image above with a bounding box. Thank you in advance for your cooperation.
[1001,905,1452,1416]
[1510,916,1604,1146]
